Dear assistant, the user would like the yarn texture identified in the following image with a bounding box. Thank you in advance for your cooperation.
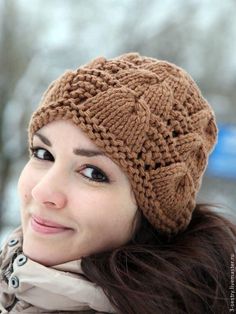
[29,53,218,235]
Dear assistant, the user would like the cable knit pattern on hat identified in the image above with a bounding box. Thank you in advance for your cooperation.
[28,53,218,235]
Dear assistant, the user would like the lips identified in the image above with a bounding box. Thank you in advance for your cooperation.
[30,215,72,235]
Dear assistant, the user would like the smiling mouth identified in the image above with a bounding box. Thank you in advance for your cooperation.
[30,215,73,235]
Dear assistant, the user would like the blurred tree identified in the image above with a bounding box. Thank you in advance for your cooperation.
[0,0,37,231]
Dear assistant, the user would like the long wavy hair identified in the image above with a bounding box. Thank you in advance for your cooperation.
[82,203,236,314]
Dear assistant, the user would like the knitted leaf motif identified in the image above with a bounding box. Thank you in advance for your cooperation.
[114,69,159,97]
[190,110,218,152]
[144,62,190,102]
[141,82,173,120]
[175,133,207,186]
[78,87,150,153]
[145,163,195,233]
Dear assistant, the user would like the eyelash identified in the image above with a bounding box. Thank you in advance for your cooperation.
[29,146,110,184]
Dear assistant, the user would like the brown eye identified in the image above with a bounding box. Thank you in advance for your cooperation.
[80,164,109,183]
[30,147,54,161]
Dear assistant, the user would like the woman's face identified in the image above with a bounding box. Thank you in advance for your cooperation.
[18,120,138,266]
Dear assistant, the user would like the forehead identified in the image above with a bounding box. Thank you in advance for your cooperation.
[33,120,101,150]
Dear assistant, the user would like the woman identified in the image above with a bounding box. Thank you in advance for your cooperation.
[0,53,235,313]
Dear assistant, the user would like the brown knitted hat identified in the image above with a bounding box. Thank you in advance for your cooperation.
[28,53,218,235]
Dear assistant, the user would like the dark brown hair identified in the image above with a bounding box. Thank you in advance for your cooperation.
[82,203,236,314]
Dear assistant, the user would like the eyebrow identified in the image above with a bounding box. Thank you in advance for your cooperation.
[34,133,51,146]
[73,148,105,157]
[34,132,106,158]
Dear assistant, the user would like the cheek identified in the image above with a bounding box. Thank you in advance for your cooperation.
[72,187,137,237]
[18,163,36,205]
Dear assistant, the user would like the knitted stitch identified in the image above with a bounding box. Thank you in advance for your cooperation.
[28,53,218,235]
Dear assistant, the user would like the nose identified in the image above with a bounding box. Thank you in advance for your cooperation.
[31,169,67,210]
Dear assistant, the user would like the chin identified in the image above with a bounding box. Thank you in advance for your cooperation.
[22,243,55,266]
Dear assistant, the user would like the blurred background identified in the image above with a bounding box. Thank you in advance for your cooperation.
[0,0,236,243]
